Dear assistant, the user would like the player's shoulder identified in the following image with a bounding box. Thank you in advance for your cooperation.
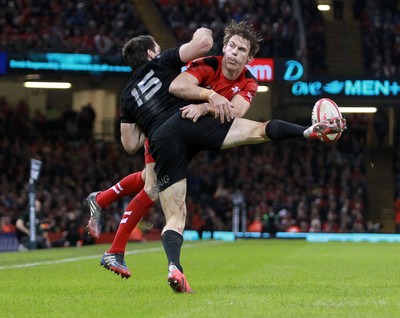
[244,67,257,81]
[157,47,183,66]
[189,55,221,71]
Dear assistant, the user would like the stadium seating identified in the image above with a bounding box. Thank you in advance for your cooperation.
[0,0,149,55]
[360,1,400,76]
[155,0,298,58]
[1,0,328,71]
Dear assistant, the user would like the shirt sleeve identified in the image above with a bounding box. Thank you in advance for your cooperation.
[159,47,186,68]
[120,98,134,124]
[184,58,213,84]
[237,78,258,103]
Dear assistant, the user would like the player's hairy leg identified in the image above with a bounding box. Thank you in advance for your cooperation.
[159,179,192,293]
[221,118,269,149]
[160,179,187,235]
[223,117,320,146]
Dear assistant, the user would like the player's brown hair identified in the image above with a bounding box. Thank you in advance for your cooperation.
[122,35,156,70]
[223,20,262,57]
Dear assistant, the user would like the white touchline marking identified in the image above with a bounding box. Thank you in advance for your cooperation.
[0,240,227,270]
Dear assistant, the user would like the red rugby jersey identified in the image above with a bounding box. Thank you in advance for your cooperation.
[185,55,258,103]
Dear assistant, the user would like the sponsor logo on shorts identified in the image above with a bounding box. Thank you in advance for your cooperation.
[158,175,170,188]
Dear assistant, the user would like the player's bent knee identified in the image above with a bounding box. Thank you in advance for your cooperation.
[141,169,146,181]
[144,184,159,202]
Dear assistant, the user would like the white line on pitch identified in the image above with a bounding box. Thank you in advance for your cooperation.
[0,240,227,270]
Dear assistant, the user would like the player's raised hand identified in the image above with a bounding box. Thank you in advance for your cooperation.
[208,92,234,123]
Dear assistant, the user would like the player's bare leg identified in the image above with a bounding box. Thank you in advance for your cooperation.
[159,179,193,293]
[221,116,346,149]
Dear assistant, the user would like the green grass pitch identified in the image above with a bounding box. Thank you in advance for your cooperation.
[0,239,399,318]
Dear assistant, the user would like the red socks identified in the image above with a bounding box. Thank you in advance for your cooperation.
[107,190,155,253]
[93,170,155,253]
[96,171,145,208]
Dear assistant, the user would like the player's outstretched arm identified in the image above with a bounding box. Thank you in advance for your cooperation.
[179,27,213,63]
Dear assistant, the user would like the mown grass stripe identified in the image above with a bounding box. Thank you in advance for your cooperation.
[0,240,226,270]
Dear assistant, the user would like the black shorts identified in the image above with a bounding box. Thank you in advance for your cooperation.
[150,111,234,191]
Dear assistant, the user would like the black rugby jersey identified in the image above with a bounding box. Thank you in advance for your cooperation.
[120,47,188,138]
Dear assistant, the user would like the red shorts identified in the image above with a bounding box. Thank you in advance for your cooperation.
[144,138,155,164]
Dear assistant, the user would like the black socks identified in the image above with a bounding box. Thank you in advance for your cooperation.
[265,119,307,140]
[161,230,184,272]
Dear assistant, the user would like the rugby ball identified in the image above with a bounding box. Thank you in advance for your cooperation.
[311,98,342,143]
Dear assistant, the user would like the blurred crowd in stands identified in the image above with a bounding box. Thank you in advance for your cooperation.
[156,0,298,59]
[156,0,332,75]
[0,96,96,142]
[360,0,400,77]
[0,0,329,75]
[0,95,378,249]
[0,0,148,56]
[1,0,399,77]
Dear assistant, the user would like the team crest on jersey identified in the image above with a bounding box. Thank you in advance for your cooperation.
[231,86,241,94]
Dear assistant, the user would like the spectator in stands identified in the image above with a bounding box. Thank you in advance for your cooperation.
[322,210,339,232]
[339,209,353,232]
[15,199,51,251]
[190,209,206,238]
[94,26,114,55]
[51,209,84,247]
[262,210,279,236]
[78,102,96,141]
[0,215,16,233]
[248,215,263,232]
[61,106,79,140]
[373,108,389,145]
[45,103,62,139]
[352,212,366,232]
[309,218,321,232]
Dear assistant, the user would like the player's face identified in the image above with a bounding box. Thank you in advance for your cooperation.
[147,42,161,60]
[222,35,252,72]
